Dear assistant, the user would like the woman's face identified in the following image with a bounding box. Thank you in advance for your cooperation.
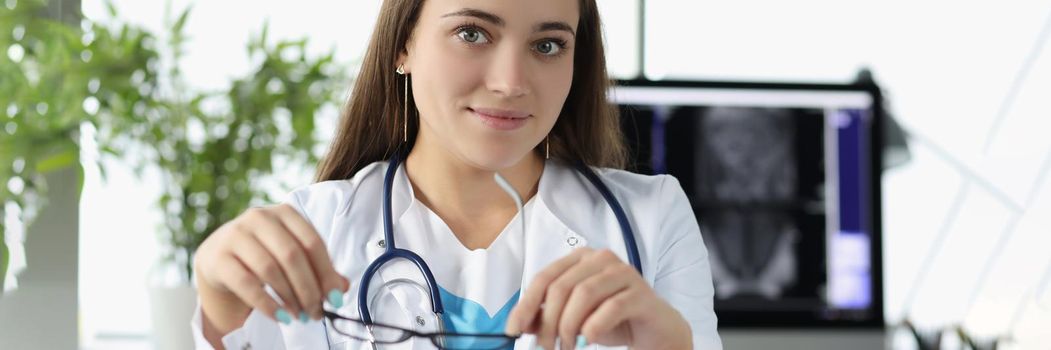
[401,0,578,170]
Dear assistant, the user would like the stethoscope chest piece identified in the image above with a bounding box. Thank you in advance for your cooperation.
[367,277,442,333]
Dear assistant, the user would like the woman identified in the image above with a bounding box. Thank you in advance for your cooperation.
[191,0,721,349]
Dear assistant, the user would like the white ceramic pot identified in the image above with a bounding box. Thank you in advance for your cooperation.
[148,283,198,350]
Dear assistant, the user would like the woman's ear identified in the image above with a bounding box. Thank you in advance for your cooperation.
[397,52,414,73]
[396,35,416,73]
[395,52,409,73]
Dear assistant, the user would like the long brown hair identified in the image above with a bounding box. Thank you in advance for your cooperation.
[315,0,626,182]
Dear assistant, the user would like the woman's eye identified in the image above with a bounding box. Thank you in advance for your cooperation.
[457,28,488,44]
[535,40,562,56]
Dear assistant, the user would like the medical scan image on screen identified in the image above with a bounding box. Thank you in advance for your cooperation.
[682,106,814,300]
[613,84,878,326]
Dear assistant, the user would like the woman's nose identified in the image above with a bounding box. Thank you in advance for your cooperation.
[486,48,531,98]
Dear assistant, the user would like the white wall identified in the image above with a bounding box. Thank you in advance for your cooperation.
[76,0,1051,349]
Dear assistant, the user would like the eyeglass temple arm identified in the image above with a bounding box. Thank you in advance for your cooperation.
[494,173,525,235]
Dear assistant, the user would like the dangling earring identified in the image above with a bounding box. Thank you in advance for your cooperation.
[545,136,550,159]
[396,65,408,142]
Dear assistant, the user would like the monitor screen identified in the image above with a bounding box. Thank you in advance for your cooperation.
[611,80,884,328]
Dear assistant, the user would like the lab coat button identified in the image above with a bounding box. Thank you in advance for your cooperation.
[567,236,579,247]
[241,344,252,350]
[378,239,386,248]
[416,315,426,326]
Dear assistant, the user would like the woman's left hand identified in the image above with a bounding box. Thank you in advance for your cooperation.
[505,247,693,350]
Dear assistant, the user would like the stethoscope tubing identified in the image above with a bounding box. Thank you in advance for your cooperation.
[354,149,642,330]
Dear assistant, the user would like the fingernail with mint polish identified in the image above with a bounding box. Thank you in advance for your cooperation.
[275,309,292,325]
[328,289,344,308]
[299,311,310,324]
[576,335,587,348]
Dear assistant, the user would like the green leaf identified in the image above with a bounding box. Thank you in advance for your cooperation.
[1,224,8,292]
[76,163,85,199]
[35,146,77,174]
[173,5,192,36]
[104,0,119,17]
[260,19,270,48]
[97,162,109,183]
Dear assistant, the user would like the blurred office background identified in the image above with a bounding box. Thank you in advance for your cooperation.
[1,0,1049,349]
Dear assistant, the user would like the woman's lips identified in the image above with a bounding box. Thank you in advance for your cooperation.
[470,107,531,131]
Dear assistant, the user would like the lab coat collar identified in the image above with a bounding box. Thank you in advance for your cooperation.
[385,159,592,245]
[381,158,592,280]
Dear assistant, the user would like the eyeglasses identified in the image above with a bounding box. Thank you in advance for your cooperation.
[323,311,519,350]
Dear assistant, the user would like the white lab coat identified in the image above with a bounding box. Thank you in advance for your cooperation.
[192,159,722,349]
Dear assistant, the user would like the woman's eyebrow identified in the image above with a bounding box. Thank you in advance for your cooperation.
[441,8,576,37]
[536,21,575,37]
[441,8,505,26]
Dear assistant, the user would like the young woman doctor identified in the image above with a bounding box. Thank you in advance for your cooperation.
[191,0,721,349]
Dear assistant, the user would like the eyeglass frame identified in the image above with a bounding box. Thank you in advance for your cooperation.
[322,310,521,349]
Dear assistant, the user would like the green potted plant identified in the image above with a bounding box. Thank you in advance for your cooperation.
[2,1,347,346]
[88,5,347,349]
[1,0,162,292]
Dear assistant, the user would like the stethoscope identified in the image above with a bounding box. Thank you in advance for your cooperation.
[327,149,642,348]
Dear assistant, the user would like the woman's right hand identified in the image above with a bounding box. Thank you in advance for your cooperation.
[193,203,350,334]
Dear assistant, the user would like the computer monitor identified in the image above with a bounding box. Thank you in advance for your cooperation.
[610,80,884,328]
